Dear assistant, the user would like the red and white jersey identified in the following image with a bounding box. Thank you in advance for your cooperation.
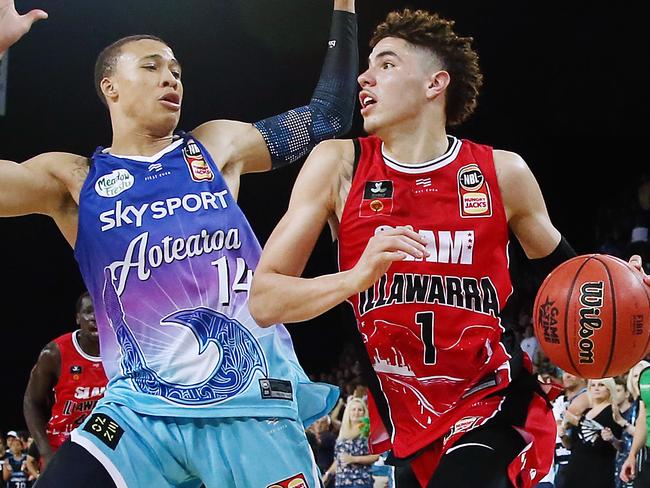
[46,330,108,450]
[338,135,514,458]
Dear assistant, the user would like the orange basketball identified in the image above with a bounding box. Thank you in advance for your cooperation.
[533,254,650,378]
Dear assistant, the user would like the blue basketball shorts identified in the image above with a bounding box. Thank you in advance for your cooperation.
[70,402,321,487]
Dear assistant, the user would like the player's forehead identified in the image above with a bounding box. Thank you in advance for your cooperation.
[118,39,178,66]
[79,295,94,309]
[369,37,414,63]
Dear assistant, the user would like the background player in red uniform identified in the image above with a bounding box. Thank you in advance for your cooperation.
[250,8,650,488]
[23,292,108,470]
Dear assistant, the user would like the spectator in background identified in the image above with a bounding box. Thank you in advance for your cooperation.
[2,436,28,488]
[25,441,40,485]
[555,372,590,488]
[324,398,379,488]
[520,323,539,364]
[310,415,338,487]
[23,292,107,470]
[619,361,650,486]
[614,374,640,488]
[563,378,623,488]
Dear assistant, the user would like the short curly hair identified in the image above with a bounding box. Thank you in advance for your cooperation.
[370,9,483,126]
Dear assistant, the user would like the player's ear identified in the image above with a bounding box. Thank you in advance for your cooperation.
[426,70,450,100]
[100,77,119,103]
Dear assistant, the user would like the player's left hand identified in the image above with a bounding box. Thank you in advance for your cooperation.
[0,0,47,54]
[629,255,650,286]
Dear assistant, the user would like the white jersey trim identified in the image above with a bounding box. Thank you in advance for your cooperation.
[104,137,184,163]
[72,330,102,362]
[381,136,462,174]
[71,431,128,488]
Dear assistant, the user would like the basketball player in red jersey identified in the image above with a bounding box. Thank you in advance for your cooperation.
[250,9,650,488]
[23,292,108,469]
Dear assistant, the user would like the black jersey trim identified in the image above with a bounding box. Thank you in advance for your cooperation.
[382,136,461,174]
[352,138,361,178]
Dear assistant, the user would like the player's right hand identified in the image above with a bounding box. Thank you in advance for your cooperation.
[621,454,636,482]
[348,225,429,293]
[0,0,47,54]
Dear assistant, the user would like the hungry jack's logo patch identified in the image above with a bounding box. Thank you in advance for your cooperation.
[457,164,492,218]
[183,139,214,182]
[360,180,394,217]
[266,473,308,488]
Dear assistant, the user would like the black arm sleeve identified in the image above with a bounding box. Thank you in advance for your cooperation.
[253,10,358,169]
[530,236,577,288]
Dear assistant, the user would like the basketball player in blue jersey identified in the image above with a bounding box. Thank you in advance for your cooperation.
[0,1,358,486]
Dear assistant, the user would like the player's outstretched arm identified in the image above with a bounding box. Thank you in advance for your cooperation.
[250,140,428,327]
[0,153,80,218]
[0,0,47,54]
[193,0,358,176]
[23,342,60,467]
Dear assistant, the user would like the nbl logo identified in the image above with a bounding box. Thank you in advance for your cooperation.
[458,167,484,191]
[457,164,491,218]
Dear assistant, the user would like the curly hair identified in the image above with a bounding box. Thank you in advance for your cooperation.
[370,9,483,126]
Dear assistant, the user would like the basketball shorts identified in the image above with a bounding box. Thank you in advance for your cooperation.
[42,401,321,487]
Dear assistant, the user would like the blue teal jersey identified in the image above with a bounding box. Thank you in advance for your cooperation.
[74,133,336,424]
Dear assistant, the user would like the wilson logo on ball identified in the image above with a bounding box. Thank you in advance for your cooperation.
[577,281,604,364]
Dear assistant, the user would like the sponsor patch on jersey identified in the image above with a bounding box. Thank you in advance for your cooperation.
[266,473,308,488]
[183,139,214,182]
[443,416,482,445]
[82,413,124,450]
[144,162,172,182]
[457,164,492,218]
[95,169,134,198]
[360,180,393,217]
[260,378,294,401]
[70,365,82,375]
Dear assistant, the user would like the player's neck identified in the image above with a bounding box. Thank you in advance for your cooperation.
[77,332,100,357]
[380,119,449,165]
[110,119,176,158]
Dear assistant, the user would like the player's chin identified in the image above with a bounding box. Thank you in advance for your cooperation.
[362,117,379,135]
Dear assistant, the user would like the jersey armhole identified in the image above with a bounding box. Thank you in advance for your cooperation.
[352,138,361,178]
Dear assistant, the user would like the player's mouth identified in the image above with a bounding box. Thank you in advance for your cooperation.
[159,92,181,111]
[359,91,377,115]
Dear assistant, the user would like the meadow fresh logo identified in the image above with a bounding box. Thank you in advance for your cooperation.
[95,169,134,198]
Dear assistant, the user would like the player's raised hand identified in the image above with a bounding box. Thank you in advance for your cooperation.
[629,254,650,286]
[333,0,355,13]
[0,0,47,54]
[349,225,429,293]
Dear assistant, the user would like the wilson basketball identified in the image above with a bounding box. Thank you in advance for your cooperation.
[533,254,650,378]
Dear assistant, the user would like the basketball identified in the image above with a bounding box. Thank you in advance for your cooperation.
[533,254,650,378]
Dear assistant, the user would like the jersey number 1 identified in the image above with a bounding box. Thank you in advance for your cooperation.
[416,311,436,365]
